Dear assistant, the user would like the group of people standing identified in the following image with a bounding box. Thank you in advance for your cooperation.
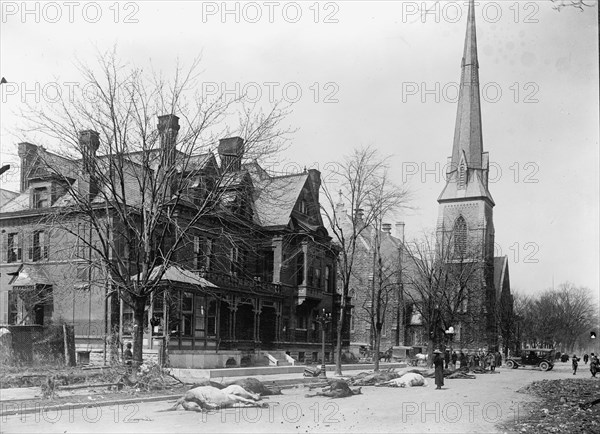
[572,352,599,377]
[442,348,502,372]
[433,348,502,390]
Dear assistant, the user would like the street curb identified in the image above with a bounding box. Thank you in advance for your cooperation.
[0,378,331,417]
[0,394,181,417]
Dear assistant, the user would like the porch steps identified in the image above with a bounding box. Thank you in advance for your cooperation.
[264,351,293,366]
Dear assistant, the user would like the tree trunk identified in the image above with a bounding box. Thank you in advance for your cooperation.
[373,323,382,372]
[427,337,435,368]
[334,296,346,376]
[133,297,146,367]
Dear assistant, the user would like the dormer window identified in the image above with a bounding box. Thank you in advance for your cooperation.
[458,163,466,189]
[33,187,49,208]
[299,199,307,214]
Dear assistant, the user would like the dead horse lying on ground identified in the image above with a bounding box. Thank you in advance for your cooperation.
[305,379,362,398]
[161,386,268,412]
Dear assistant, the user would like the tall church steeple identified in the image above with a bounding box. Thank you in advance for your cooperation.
[435,0,499,351]
[438,0,493,205]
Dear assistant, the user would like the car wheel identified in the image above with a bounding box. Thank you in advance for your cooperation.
[540,361,550,371]
[506,360,516,369]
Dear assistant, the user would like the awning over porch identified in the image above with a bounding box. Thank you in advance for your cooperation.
[132,265,218,288]
[8,264,52,289]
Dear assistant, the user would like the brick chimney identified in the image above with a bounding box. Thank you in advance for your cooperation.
[218,137,244,172]
[78,130,100,200]
[382,223,392,235]
[79,130,100,172]
[17,142,38,192]
[157,115,180,164]
[395,221,405,242]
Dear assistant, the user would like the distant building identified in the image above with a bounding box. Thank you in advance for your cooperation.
[333,199,406,357]
[0,117,340,367]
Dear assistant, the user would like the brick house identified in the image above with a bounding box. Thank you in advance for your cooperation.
[0,116,340,368]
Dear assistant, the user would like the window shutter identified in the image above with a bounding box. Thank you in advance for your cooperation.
[26,232,33,261]
[0,231,7,263]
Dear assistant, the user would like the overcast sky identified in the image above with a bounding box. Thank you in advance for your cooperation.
[0,1,598,298]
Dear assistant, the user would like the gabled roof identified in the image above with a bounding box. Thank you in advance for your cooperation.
[437,169,495,205]
[132,265,218,288]
[252,173,309,227]
[493,255,509,298]
[9,264,52,287]
[0,189,19,207]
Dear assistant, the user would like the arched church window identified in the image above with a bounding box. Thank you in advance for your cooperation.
[453,216,467,256]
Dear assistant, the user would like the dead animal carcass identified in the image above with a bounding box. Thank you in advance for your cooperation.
[227,377,282,396]
[164,386,267,412]
[380,373,428,388]
[349,370,399,386]
[306,379,362,398]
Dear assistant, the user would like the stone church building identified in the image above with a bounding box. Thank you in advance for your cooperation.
[435,0,513,352]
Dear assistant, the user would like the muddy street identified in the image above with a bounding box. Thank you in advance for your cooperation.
[4,362,593,433]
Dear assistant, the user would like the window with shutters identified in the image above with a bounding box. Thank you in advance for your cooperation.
[207,298,217,337]
[194,236,213,271]
[296,252,305,286]
[314,267,322,288]
[33,187,49,209]
[29,230,49,262]
[7,233,22,263]
[181,292,193,337]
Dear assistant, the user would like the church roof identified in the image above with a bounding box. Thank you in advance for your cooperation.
[438,0,494,206]
[493,256,510,298]
[437,169,495,205]
[451,0,484,170]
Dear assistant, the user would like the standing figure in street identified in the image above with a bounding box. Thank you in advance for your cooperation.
[495,351,502,368]
[124,342,133,372]
[583,353,589,364]
[572,354,580,375]
[590,353,598,377]
[444,350,450,369]
[459,351,467,370]
[473,352,480,369]
[451,351,458,371]
[433,349,444,390]
[488,351,496,372]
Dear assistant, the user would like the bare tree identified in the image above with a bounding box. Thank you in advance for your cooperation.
[515,283,598,352]
[401,231,485,365]
[321,147,409,375]
[17,49,293,365]
[550,0,596,11]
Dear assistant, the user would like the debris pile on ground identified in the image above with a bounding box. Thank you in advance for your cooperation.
[306,379,361,398]
[118,364,181,392]
[501,378,600,433]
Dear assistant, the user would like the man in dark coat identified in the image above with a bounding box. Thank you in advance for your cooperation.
[590,353,598,377]
[433,349,444,390]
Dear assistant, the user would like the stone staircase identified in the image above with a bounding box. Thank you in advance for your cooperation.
[264,351,295,366]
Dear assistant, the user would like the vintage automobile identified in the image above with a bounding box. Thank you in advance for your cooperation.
[505,348,555,371]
